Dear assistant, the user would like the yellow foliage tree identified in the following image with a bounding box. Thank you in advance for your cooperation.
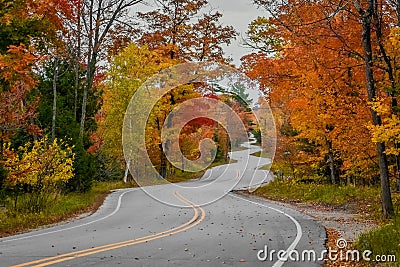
[98,44,177,176]
[2,136,74,211]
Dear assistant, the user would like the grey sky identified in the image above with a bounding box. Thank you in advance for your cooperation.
[209,0,266,66]
[137,0,267,67]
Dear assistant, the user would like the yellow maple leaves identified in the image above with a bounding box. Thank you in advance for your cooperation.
[370,101,400,156]
[2,136,74,188]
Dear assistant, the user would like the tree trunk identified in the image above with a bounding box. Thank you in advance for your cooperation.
[74,0,82,122]
[79,0,95,139]
[79,80,89,138]
[327,140,338,185]
[79,55,96,138]
[358,0,394,217]
[396,146,400,191]
[373,1,400,192]
[51,58,58,141]
[124,158,130,183]
[0,130,3,158]
[74,64,79,122]
[159,143,167,178]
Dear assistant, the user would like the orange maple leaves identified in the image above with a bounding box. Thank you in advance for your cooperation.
[243,0,400,182]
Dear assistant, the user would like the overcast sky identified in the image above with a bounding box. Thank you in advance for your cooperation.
[137,0,267,67]
[209,0,266,66]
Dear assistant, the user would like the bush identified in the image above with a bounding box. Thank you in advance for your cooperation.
[0,163,8,205]
[2,136,74,212]
[66,142,97,193]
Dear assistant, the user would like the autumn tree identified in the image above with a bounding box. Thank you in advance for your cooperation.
[70,0,146,139]
[2,136,74,212]
[0,0,74,194]
[35,56,99,192]
[0,0,73,145]
[353,0,394,216]
[138,0,237,61]
[244,0,400,216]
[99,43,248,183]
[98,44,176,181]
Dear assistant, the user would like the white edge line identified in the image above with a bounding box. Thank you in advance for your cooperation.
[0,188,138,243]
[229,193,302,267]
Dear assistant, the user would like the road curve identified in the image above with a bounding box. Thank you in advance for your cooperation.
[1,141,326,267]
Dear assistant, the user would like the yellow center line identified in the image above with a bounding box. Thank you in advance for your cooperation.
[11,192,206,267]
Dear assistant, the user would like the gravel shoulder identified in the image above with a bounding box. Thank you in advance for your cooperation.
[237,191,378,242]
[270,200,378,242]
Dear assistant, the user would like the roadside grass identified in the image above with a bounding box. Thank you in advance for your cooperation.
[167,158,237,183]
[231,146,249,152]
[251,151,271,158]
[356,216,400,264]
[355,193,400,264]
[167,169,207,183]
[0,181,132,237]
[258,163,272,170]
[253,179,381,207]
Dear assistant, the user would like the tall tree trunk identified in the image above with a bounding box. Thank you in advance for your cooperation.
[327,140,338,185]
[356,0,394,217]
[374,1,400,192]
[79,75,89,138]
[79,48,97,138]
[79,0,95,139]
[74,0,82,122]
[51,58,59,141]
[74,64,79,122]
[396,146,400,191]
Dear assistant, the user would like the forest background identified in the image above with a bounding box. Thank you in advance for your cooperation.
[0,0,400,259]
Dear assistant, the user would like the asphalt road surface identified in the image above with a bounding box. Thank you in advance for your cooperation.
[1,140,326,267]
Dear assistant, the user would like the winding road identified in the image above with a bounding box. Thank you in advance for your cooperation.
[1,140,326,267]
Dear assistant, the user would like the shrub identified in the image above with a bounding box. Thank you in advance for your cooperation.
[2,136,74,212]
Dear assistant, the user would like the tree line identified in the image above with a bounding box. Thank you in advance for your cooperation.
[0,0,241,212]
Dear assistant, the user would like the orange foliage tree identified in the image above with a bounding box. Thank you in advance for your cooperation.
[0,0,74,154]
[243,0,400,216]
[138,0,237,62]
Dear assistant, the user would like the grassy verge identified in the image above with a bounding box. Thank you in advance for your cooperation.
[0,181,132,237]
[167,158,237,183]
[356,217,400,264]
[251,151,271,158]
[258,163,272,170]
[231,146,249,152]
[253,179,382,208]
